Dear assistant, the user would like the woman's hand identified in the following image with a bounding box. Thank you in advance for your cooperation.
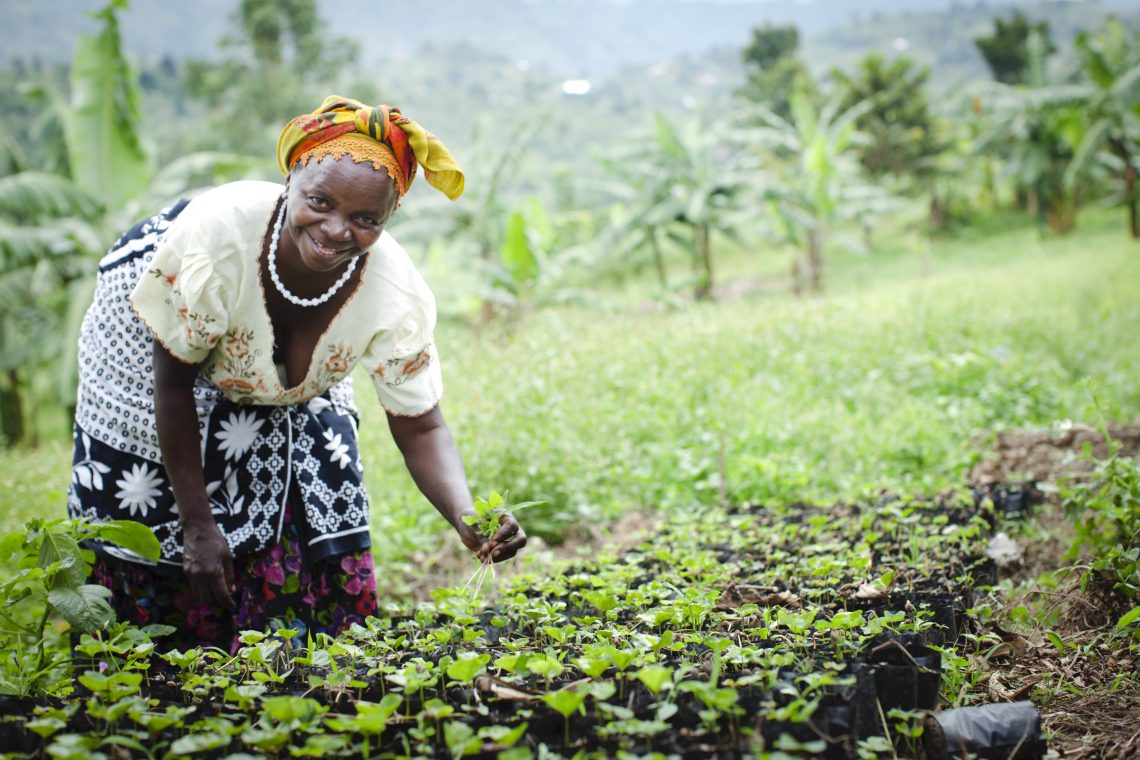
[388,406,527,563]
[182,521,236,610]
[154,343,239,609]
[456,511,528,563]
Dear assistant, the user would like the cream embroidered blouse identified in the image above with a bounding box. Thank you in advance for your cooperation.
[129,180,442,417]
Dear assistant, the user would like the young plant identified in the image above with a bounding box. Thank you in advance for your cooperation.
[458,491,543,600]
[0,517,160,695]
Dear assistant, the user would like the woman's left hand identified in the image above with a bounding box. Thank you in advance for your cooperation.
[386,406,527,563]
[458,512,527,563]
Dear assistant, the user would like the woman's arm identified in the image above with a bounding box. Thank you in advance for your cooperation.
[386,405,526,562]
[154,343,236,610]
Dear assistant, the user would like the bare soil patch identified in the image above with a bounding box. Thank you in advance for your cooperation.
[967,422,1140,759]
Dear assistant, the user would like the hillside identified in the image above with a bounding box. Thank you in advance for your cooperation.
[4,0,1136,83]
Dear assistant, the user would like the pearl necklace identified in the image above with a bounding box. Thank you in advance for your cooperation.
[268,202,359,308]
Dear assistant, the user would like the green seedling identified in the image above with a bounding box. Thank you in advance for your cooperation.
[543,686,588,745]
[462,491,546,542]
[458,491,541,600]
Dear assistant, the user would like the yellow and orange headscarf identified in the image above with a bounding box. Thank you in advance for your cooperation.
[276,96,464,201]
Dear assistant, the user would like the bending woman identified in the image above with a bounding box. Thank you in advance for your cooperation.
[67,96,525,651]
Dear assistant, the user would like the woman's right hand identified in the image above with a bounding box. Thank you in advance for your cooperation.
[155,343,236,611]
[182,521,237,611]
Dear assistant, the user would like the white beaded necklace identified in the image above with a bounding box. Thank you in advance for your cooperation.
[268,202,359,308]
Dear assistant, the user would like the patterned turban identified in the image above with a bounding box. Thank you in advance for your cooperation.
[276,95,464,200]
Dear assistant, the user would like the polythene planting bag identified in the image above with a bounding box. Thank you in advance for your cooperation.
[923,701,1047,760]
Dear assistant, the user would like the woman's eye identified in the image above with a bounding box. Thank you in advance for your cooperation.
[357,217,380,228]
[309,196,329,208]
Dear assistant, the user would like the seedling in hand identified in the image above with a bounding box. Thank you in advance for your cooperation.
[460,491,543,599]
[463,490,544,542]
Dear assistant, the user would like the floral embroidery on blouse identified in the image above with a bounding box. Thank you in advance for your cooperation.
[313,342,357,391]
[149,266,220,348]
[210,326,268,401]
[373,345,432,388]
[129,183,442,416]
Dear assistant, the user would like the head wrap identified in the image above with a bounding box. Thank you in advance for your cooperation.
[276,95,464,200]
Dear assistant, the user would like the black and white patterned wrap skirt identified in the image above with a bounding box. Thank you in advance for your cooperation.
[67,202,372,567]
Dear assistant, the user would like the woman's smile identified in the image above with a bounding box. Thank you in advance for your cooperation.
[304,229,357,266]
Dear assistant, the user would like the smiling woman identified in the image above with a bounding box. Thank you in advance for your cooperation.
[65,96,526,653]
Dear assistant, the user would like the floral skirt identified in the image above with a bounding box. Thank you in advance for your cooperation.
[90,502,378,654]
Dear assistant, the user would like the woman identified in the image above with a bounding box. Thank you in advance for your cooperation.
[67,96,525,651]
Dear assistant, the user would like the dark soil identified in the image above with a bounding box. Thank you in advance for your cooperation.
[967,422,1140,759]
[969,422,1140,486]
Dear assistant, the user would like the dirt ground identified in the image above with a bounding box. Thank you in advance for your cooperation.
[967,422,1140,760]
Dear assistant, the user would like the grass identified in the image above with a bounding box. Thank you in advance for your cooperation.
[357,208,1140,574]
[1,208,1138,592]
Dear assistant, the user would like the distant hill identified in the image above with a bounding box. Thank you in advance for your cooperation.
[4,0,1137,79]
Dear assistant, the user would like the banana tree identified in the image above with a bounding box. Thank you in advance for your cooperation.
[0,168,103,444]
[967,33,1092,234]
[0,0,260,444]
[391,114,579,327]
[1067,19,1140,239]
[596,112,756,301]
[740,91,892,293]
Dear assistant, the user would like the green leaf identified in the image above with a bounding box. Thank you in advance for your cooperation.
[480,721,528,748]
[92,520,161,561]
[169,731,231,755]
[542,688,587,718]
[1115,605,1140,632]
[636,664,674,695]
[443,720,479,755]
[48,584,113,631]
[64,0,151,209]
[446,652,491,683]
[38,529,87,587]
[501,212,537,287]
[260,695,325,723]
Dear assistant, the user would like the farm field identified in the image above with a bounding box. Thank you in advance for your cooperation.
[2,211,1139,757]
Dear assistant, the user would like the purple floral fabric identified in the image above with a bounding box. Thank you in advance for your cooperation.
[91,503,378,654]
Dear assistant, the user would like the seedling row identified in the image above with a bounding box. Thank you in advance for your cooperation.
[2,489,1013,759]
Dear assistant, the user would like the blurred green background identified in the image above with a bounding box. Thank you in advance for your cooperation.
[1,0,1138,592]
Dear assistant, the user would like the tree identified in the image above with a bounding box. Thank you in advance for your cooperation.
[831,54,944,179]
[974,10,1057,86]
[737,25,813,121]
[392,116,593,327]
[741,92,892,293]
[0,169,102,445]
[1068,18,1140,239]
[0,0,259,445]
[971,34,1091,234]
[597,113,756,301]
[831,53,949,228]
[183,0,360,154]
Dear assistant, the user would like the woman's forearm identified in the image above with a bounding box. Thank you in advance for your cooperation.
[153,344,212,530]
[386,406,475,528]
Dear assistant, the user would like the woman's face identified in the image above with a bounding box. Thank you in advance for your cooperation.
[284,158,400,273]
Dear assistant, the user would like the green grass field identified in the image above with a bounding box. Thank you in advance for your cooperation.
[2,209,1138,591]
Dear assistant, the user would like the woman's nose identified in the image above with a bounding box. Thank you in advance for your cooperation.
[323,217,352,242]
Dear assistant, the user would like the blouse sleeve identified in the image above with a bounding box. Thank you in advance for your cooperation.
[129,216,229,365]
[362,289,444,417]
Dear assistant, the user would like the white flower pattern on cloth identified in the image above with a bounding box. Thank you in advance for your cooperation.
[307,396,332,416]
[323,429,352,470]
[216,410,266,461]
[114,462,164,518]
[72,432,111,491]
[205,465,245,517]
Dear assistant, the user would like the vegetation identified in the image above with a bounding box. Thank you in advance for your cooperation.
[1,0,1140,756]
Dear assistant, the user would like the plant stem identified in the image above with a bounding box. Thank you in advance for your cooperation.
[30,604,52,695]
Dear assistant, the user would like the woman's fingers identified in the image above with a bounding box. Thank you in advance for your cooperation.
[191,567,236,611]
[489,515,527,562]
[490,515,520,545]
